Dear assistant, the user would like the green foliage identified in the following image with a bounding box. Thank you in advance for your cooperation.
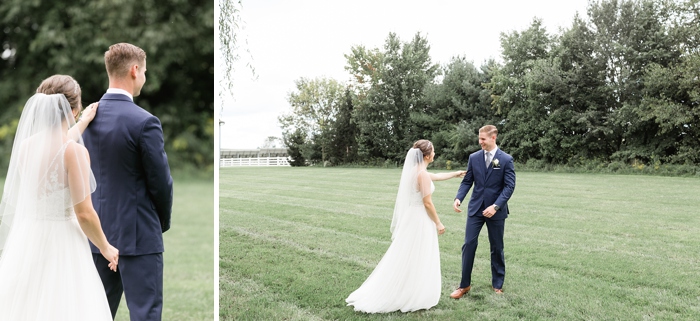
[423,57,497,162]
[277,0,700,171]
[329,88,359,164]
[279,77,345,165]
[638,53,700,164]
[0,0,214,175]
[349,32,439,163]
[283,128,307,167]
[218,0,251,101]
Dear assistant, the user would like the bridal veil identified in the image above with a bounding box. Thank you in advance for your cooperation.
[390,148,432,240]
[0,93,95,255]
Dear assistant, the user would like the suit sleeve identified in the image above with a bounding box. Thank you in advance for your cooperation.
[140,116,174,233]
[455,156,474,202]
[494,156,515,208]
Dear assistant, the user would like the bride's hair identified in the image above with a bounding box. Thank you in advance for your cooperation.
[412,139,433,157]
[36,75,82,112]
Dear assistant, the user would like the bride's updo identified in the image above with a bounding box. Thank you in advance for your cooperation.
[412,140,433,158]
[36,75,82,112]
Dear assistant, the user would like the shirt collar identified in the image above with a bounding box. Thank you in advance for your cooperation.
[106,88,133,101]
[485,145,499,156]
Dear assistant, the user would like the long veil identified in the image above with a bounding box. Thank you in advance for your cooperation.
[389,148,427,240]
[0,93,96,255]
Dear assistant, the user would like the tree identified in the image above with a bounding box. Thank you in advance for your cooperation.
[553,13,616,163]
[349,32,439,163]
[218,0,255,102]
[260,136,281,149]
[484,0,688,166]
[422,57,497,163]
[0,0,214,173]
[487,18,553,163]
[283,129,307,167]
[586,0,680,163]
[329,88,359,164]
[635,0,700,164]
[279,77,345,164]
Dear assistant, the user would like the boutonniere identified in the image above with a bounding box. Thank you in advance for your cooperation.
[492,158,500,168]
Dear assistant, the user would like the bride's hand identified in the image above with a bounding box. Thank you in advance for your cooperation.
[454,170,466,178]
[436,222,445,235]
[79,102,99,125]
[101,244,119,272]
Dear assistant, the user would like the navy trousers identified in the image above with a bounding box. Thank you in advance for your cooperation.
[93,253,163,321]
[459,214,506,289]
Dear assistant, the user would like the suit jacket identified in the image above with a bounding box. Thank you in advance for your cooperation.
[455,148,515,219]
[84,93,173,255]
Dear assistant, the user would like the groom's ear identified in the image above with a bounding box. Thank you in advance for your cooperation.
[129,64,139,79]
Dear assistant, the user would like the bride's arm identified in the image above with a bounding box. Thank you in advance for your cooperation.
[419,171,445,235]
[429,170,466,181]
[73,197,119,271]
[422,194,445,235]
[66,143,119,271]
[67,102,98,141]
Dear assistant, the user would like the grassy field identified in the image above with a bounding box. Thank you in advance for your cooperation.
[0,176,214,320]
[220,167,700,321]
[115,176,214,320]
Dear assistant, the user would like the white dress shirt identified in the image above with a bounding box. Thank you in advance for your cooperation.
[485,145,499,166]
[106,88,133,101]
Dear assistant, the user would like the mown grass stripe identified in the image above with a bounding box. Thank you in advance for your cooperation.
[219,273,328,321]
[221,168,700,320]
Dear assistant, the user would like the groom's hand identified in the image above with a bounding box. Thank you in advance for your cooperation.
[482,205,497,218]
[453,199,462,213]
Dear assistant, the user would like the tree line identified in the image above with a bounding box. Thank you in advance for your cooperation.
[0,0,214,176]
[279,0,700,169]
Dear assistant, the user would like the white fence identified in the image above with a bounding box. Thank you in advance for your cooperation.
[220,157,290,167]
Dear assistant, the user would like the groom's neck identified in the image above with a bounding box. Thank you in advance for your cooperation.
[108,79,134,96]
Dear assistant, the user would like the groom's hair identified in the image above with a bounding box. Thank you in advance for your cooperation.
[104,43,147,78]
[479,125,498,137]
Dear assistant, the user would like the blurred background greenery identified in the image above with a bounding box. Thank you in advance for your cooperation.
[0,0,214,176]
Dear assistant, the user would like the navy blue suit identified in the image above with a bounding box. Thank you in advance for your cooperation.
[83,93,173,320]
[455,148,515,290]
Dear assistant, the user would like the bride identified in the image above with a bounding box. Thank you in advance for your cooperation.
[0,75,118,320]
[346,139,466,313]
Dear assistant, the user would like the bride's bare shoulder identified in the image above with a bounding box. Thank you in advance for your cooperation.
[417,170,431,181]
[64,140,89,163]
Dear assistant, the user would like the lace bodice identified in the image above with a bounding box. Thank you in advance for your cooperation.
[31,188,75,221]
[21,142,76,221]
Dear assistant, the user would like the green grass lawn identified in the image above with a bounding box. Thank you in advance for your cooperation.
[115,176,214,320]
[0,175,214,320]
[220,167,700,321]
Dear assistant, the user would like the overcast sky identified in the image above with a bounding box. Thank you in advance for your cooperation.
[215,0,590,150]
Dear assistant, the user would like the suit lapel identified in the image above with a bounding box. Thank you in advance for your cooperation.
[485,150,498,181]
[480,150,488,182]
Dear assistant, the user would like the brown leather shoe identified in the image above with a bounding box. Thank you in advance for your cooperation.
[493,288,503,294]
[450,286,471,299]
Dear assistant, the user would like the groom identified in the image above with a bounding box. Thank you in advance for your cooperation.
[83,43,173,320]
[450,125,515,298]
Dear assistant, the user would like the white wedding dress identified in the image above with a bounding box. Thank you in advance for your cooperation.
[346,154,441,313]
[0,94,112,320]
